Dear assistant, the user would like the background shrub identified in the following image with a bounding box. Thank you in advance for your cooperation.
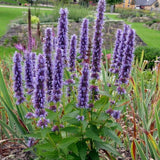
[134,46,160,69]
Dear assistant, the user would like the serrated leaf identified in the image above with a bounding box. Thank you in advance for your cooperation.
[61,126,80,134]
[59,137,79,149]
[88,149,99,160]
[85,124,102,142]
[102,127,122,146]
[77,141,87,160]
[94,96,109,109]
[94,141,120,156]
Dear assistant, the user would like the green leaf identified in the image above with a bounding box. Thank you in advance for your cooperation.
[77,141,87,160]
[59,137,79,149]
[87,149,99,160]
[94,96,109,109]
[135,140,147,160]
[102,127,123,146]
[0,119,19,138]
[85,124,102,142]
[61,126,80,134]
[94,141,120,156]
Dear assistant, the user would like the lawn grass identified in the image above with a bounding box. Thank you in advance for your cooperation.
[0,7,53,37]
[0,46,15,59]
[107,14,160,48]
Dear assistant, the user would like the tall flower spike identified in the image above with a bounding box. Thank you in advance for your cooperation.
[53,28,57,51]
[52,48,64,103]
[57,8,68,66]
[13,52,25,105]
[109,29,122,74]
[33,54,47,117]
[28,8,32,52]
[69,34,77,72]
[31,52,36,78]
[43,28,54,97]
[25,52,34,94]
[119,28,135,84]
[79,18,89,60]
[116,24,129,74]
[91,0,106,79]
[77,63,90,108]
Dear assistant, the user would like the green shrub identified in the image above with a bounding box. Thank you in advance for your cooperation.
[134,46,160,69]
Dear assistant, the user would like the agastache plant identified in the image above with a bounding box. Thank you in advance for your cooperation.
[79,18,89,60]
[57,8,68,66]
[33,54,47,118]
[52,48,64,103]
[13,52,25,105]
[91,0,106,79]
[116,24,129,74]
[119,28,135,84]
[69,34,77,72]
[43,28,54,98]
[25,52,34,94]
[109,29,122,74]
[31,52,36,78]
[77,63,90,109]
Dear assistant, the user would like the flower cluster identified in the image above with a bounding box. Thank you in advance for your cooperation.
[69,34,77,72]
[79,18,89,60]
[33,54,47,118]
[43,28,54,97]
[57,8,68,66]
[109,29,122,74]
[77,64,90,108]
[25,52,34,94]
[119,28,135,84]
[116,24,129,74]
[13,52,25,105]
[106,109,121,120]
[31,52,36,78]
[52,48,64,103]
[91,0,106,79]
[90,85,99,101]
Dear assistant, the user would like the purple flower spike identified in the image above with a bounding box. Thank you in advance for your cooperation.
[91,0,106,79]
[13,52,25,105]
[51,125,59,132]
[79,19,89,60]
[25,112,35,119]
[69,34,77,72]
[43,28,54,97]
[37,118,49,129]
[90,85,99,101]
[57,8,68,66]
[76,115,85,121]
[31,52,36,78]
[52,48,64,103]
[33,54,46,111]
[77,64,90,108]
[119,28,135,84]
[109,29,122,74]
[111,110,121,120]
[53,29,57,51]
[35,109,47,118]
[116,25,129,73]
[49,105,57,112]
[25,52,34,93]
[117,86,126,95]
[27,137,35,147]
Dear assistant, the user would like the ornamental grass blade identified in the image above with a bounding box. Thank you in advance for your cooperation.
[130,140,136,160]
[0,69,13,109]
[135,140,147,160]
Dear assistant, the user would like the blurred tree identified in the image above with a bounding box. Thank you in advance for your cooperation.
[107,0,123,12]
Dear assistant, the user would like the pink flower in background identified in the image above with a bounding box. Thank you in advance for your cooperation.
[14,43,24,52]
[106,54,111,60]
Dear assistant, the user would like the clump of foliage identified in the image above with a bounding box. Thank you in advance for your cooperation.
[134,46,160,69]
